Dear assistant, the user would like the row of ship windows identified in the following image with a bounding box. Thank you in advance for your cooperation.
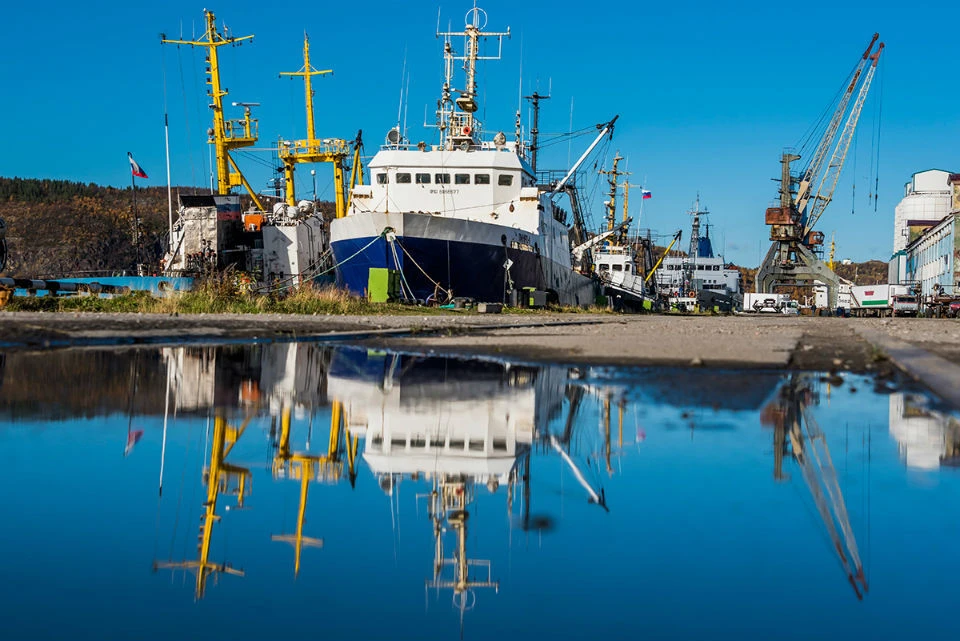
[370,435,509,451]
[665,264,723,271]
[597,264,633,272]
[376,172,514,186]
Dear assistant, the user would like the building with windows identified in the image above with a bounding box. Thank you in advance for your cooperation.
[891,173,960,296]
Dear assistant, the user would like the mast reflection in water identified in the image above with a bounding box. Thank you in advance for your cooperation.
[0,343,957,641]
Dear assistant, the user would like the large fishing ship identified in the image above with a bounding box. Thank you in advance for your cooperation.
[330,6,606,306]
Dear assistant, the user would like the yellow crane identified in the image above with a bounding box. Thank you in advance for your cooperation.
[161,11,265,212]
[271,401,359,576]
[153,413,253,600]
[278,34,365,217]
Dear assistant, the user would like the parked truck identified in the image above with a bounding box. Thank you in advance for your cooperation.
[743,292,798,314]
[850,284,918,317]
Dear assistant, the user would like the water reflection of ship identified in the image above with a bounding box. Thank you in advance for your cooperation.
[154,344,359,597]
[761,375,869,599]
[328,349,609,631]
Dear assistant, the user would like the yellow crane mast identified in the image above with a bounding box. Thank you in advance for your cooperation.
[161,11,265,211]
[153,413,253,600]
[278,34,360,216]
[271,401,359,576]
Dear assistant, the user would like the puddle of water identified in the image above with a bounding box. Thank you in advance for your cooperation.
[0,344,958,641]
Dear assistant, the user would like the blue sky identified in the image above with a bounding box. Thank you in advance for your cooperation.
[1,0,956,265]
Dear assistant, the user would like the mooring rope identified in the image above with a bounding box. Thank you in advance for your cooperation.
[253,232,382,294]
[393,237,453,302]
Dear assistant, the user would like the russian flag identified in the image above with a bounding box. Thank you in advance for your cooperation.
[641,189,652,199]
[128,152,148,179]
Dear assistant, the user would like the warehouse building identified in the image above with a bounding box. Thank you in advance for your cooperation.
[890,172,960,296]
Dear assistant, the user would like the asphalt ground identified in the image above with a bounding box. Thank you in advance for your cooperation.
[2,312,959,407]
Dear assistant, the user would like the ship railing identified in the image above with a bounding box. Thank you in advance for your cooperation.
[223,117,259,144]
[278,137,350,160]
[537,169,581,190]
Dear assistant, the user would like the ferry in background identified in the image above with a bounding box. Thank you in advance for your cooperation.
[655,197,743,311]
[330,6,608,306]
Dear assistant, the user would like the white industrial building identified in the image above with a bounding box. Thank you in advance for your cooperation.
[892,169,953,253]
[889,171,960,297]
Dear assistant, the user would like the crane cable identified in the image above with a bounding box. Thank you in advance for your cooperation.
[872,58,885,214]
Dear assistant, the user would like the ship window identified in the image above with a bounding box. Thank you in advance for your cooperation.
[449,439,465,449]
[435,173,451,184]
[390,438,406,447]
[468,440,485,452]
[396,173,411,184]
[410,436,426,448]
[714,265,720,271]
[498,174,514,186]
[455,173,470,184]
[475,173,491,184]
[430,438,445,448]
[416,173,431,184]
[613,264,623,271]
[376,173,388,184]
[625,265,631,272]
[599,263,610,271]
[492,439,507,451]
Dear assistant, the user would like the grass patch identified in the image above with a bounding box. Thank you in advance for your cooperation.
[3,275,617,316]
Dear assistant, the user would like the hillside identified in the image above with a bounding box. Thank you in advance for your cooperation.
[0,177,336,278]
[0,177,186,277]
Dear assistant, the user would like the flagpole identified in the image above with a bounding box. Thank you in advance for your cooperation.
[159,360,170,497]
[165,114,173,253]
[131,171,142,272]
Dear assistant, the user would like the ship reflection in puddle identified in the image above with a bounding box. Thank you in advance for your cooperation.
[1,344,958,639]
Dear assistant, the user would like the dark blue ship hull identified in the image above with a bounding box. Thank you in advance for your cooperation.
[331,235,546,303]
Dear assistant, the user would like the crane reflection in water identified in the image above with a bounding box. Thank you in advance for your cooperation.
[9,343,952,637]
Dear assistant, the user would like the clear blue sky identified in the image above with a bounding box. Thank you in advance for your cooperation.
[1,0,956,265]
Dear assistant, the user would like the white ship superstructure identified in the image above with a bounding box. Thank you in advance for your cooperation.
[330,6,605,306]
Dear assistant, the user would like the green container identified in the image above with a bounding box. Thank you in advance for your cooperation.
[368,268,400,303]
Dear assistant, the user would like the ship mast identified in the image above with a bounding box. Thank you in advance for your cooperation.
[277,34,351,211]
[524,91,550,172]
[599,152,629,233]
[161,11,264,211]
[436,5,510,148]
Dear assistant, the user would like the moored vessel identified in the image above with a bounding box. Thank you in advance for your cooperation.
[330,6,605,306]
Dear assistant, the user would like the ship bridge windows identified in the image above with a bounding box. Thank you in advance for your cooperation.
[475,173,491,184]
[396,173,412,184]
[415,173,431,184]
[498,174,514,186]
[455,173,470,185]
[376,173,388,184]
[435,173,451,184]
[613,264,623,272]
[598,263,610,272]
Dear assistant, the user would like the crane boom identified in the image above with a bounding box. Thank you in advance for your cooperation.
[756,34,884,310]
[795,33,878,217]
[804,44,884,235]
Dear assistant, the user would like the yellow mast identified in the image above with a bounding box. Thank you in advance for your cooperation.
[271,401,358,576]
[154,413,251,599]
[161,11,264,211]
[622,181,631,224]
[279,34,332,143]
[278,34,351,212]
